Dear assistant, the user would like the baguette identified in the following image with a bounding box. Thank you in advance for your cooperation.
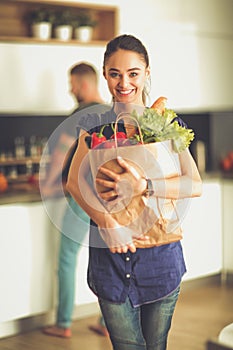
[150,96,167,115]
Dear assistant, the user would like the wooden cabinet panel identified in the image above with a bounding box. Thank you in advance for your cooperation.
[0,0,118,44]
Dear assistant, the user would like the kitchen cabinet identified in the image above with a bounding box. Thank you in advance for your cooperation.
[0,177,231,338]
[0,0,118,45]
[181,181,222,280]
[0,200,96,330]
[222,181,233,273]
[0,202,54,323]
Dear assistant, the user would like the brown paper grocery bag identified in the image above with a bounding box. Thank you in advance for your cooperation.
[88,116,183,247]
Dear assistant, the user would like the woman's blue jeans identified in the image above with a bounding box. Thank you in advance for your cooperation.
[99,286,180,350]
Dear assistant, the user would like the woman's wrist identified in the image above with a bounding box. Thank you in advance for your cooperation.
[143,178,155,197]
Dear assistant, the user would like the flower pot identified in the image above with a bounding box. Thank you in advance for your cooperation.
[55,25,73,41]
[75,26,93,42]
[32,22,52,40]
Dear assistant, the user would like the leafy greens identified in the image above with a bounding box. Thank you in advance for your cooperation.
[131,108,194,153]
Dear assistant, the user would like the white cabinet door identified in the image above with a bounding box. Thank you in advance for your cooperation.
[181,182,222,280]
[0,202,58,322]
[222,181,233,272]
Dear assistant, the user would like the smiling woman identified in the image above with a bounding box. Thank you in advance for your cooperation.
[66,34,202,350]
[104,51,149,105]
[103,36,150,106]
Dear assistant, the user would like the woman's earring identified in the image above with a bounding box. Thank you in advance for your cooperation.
[145,76,151,94]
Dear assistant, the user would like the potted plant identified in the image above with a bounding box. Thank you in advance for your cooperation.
[26,8,55,40]
[74,10,97,42]
[53,10,74,41]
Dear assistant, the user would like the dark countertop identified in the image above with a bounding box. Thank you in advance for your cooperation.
[0,183,42,205]
[0,171,232,206]
[201,171,233,182]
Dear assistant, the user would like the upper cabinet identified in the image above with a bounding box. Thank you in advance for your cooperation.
[0,0,118,45]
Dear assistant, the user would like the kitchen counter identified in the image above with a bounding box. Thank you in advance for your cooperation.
[0,171,232,205]
[0,183,41,205]
[201,171,233,181]
[0,175,232,336]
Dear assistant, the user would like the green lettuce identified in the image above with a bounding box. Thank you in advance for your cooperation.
[131,108,194,153]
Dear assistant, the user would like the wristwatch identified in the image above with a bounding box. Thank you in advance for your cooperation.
[144,178,154,197]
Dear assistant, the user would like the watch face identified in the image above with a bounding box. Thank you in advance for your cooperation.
[146,178,154,197]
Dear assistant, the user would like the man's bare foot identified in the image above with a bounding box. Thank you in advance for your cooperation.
[42,326,71,338]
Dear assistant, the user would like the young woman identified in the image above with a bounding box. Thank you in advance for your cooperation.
[66,34,202,350]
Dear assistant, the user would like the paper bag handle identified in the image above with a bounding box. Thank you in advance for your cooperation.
[114,112,144,148]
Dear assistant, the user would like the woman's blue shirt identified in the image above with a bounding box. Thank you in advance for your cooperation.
[76,105,186,307]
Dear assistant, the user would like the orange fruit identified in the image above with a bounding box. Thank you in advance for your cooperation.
[0,173,8,192]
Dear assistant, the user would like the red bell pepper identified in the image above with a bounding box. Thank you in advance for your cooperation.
[110,123,127,141]
[91,125,108,149]
[110,124,127,147]
[110,131,127,140]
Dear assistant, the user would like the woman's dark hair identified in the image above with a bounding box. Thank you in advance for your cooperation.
[103,34,150,104]
[103,34,149,67]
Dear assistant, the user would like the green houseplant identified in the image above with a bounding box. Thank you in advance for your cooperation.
[26,8,55,40]
[74,10,97,42]
[76,10,97,28]
[53,10,75,40]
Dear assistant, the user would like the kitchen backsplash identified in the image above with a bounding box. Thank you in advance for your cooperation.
[0,110,232,173]
[0,114,66,159]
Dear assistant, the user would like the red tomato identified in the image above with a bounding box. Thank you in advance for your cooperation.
[221,157,232,172]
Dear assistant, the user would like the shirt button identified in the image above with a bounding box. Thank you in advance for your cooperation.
[126,256,130,261]
[126,274,131,279]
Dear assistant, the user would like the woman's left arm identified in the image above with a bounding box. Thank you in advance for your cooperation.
[96,148,202,201]
[151,148,202,199]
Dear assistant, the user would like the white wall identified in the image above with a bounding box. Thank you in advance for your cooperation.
[0,0,232,113]
[0,43,111,114]
[117,0,233,111]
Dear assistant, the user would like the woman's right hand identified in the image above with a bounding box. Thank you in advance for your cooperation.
[96,156,147,202]
[98,213,148,254]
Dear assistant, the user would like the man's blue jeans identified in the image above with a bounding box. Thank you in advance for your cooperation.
[99,286,180,350]
[57,196,89,328]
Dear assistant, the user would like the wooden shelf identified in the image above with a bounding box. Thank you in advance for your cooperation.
[0,156,50,184]
[0,0,118,44]
[7,173,39,184]
[0,155,50,166]
[0,36,108,46]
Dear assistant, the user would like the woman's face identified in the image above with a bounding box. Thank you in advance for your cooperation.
[104,49,150,106]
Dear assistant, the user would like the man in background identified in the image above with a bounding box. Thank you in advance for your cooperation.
[42,62,108,338]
